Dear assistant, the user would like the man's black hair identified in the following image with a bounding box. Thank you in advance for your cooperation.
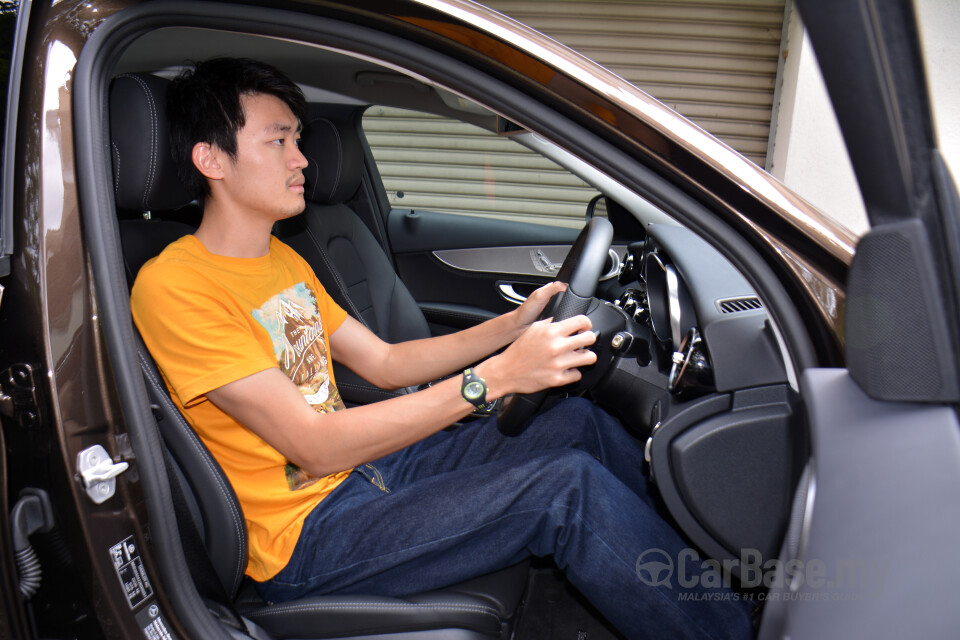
[167,57,307,196]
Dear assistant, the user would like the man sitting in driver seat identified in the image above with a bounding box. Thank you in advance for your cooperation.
[130,57,752,640]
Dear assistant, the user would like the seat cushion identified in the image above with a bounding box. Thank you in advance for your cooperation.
[238,561,530,639]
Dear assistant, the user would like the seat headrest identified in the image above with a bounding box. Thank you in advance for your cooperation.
[300,117,363,205]
[110,74,198,212]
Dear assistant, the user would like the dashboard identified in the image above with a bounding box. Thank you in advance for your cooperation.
[611,223,789,403]
[586,223,800,568]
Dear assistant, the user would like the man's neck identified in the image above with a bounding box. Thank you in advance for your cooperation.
[194,198,275,258]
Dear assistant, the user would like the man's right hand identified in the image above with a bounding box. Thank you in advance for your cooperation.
[477,314,598,399]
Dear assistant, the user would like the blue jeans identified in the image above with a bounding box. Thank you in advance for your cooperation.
[256,398,752,640]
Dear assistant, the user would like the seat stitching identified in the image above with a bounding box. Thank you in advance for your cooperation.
[111,142,121,196]
[304,155,320,202]
[140,355,247,551]
[139,351,246,592]
[322,119,343,200]
[303,222,370,330]
[118,74,158,211]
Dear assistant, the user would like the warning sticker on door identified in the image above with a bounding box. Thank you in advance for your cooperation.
[135,602,173,640]
[109,535,154,609]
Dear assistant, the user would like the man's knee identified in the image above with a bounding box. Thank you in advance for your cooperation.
[536,397,602,433]
[532,449,612,494]
[548,395,594,416]
[540,398,618,445]
[554,397,616,429]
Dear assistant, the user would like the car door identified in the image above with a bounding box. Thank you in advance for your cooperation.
[759,1,960,637]
[359,105,597,333]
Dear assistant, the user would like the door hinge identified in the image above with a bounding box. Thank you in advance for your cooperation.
[0,363,41,429]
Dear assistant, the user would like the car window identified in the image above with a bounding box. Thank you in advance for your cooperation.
[1,0,23,277]
[362,106,599,229]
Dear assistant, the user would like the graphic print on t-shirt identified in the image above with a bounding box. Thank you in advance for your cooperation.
[252,282,345,491]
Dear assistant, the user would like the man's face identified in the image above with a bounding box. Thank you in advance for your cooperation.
[217,92,307,222]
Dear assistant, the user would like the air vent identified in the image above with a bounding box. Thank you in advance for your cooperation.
[718,296,763,314]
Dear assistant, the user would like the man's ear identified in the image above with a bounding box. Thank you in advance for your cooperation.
[192,142,224,180]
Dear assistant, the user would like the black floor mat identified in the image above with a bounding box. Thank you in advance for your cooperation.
[513,566,624,640]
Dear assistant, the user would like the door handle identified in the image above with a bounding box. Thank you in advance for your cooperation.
[497,283,527,305]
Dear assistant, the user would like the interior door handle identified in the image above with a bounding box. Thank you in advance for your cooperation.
[497,283,527,305]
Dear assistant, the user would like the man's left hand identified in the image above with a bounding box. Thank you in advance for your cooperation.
[513,281,568,329]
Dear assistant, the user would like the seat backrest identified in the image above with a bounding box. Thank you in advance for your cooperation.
[275,116,431,344]
[110,73,248,599]
[110,72,200,285]
[108,75,531,640]
[109,76,429,595]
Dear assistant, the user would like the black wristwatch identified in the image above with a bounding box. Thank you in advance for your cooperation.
[461,368,495,412]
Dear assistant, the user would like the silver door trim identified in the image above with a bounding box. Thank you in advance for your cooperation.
[497,283,528,305]
[433,245,625,280]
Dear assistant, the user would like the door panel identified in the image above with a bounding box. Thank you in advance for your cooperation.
[388,207,582,332]
[759,368,960,639]
[766,5,960,634]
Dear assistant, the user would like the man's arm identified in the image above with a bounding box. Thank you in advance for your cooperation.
[206,309,596,478]
[329,281,567,390]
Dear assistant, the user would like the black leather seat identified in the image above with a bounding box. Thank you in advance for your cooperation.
[274,116,432,404]
[279,116,430,344]
[110,72,528,639]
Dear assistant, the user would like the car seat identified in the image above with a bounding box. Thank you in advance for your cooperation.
[273,116,432,404]
[277,116,430,344]
[110,72,528,639]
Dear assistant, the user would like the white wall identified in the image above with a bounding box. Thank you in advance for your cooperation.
[767,4,869,235]
[916,0,960,180]
[769,0,960,237]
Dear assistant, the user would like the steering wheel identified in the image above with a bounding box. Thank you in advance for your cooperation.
[497,217,614,436]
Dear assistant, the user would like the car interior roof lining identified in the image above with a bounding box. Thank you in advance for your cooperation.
[116,27,501,128]
[116,26,684,229]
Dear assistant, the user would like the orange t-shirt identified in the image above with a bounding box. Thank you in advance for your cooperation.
[131,234,350,581]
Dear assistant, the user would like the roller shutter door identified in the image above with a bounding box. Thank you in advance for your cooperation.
[484,0,786,165]
[363,107,599,227]
[363,0,784,224]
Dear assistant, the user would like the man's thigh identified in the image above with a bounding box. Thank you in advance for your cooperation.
[377,396,639,490]
[261,447,617,601]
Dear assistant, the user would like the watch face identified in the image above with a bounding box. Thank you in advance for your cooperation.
[464,380,485,400]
